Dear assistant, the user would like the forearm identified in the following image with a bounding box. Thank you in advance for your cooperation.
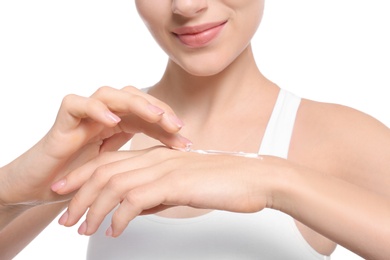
[0,202,33,233]
[0,143,54,208]
[0,145,67,257]
[0,202,66,260]
[0,162,27,231]
[0,159,65,259]
[0,150,47,230]
[273,166,390,259]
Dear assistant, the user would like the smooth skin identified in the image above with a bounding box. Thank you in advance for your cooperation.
[0,86,191,259]
[52,1,390,260]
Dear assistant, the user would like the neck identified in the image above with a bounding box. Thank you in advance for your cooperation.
[151,44,277,116]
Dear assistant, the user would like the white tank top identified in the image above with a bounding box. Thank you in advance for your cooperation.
[86,89,331,260]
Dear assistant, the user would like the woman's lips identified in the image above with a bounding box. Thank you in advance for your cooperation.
[172,21,227,48]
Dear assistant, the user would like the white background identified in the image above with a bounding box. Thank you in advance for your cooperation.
[1,0,389,259]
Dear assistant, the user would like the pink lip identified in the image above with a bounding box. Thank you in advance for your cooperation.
[172,21,227,48]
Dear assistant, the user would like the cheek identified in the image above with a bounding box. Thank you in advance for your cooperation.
[135,1,169,31]
[135,1,172,53]
[234,0,264,32]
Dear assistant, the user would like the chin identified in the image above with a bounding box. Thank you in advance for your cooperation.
[174,55,233,77]
[183,66,226,77]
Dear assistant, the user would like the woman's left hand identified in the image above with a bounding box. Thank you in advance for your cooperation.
[53,146,281,237]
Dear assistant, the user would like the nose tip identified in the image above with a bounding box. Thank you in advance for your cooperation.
[172,0,208,17]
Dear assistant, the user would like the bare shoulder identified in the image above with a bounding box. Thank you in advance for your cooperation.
[289,98,390,186]
[295,98,389,140]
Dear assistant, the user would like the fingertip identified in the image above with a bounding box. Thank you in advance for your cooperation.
[104,111,121,124]
[109,226,124,238]
[58,210,69,225]
[157,113,185,133]
[166,134,193,150]
[177,135,193,148]
[147,104,165,116]
[51,179,67,193]
[167,114,184,128]
[78,221,87,235]
[105,225,113,237]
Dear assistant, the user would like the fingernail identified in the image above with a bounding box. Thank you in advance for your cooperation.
[78,221,87,235]
[168,114,184,128]
[105,225,113,237]
[105,111,121,123]
[51,179,66,192]
[148,104,165,115]
[171,135,193,150]
[178,135,193,147]
[58,210,69,225]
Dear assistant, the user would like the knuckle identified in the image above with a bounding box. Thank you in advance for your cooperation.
[121,85,138,93]
[93,86,114,97]
[123,190,143,209]
[92,165,111,181]
[85,98,103,111]
[121,86,173,113]
[96,151,116,163]
[61,94,78,107]
[147,146,174,160]
[68,192,84,211]
[106,174,125,192]
[129,94,147,107]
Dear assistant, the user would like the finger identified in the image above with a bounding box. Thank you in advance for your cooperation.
[58,147,168,226]
[57,167,125,228]
[91,86,184,133]
[56,146,176,228]
[99,132,134,153]
[118,115,192,149]
[52,150,145,195]
[90,86,192,148]
[139,205,173,215]
[78,167,168,235]
[121,86,187,133]
[55,94,121,132]
[75,148,177,235]
[109,181,169,237]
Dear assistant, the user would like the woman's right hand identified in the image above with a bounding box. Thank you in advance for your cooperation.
[0,86,191,209]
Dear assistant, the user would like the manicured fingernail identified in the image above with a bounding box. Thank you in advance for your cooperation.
[172,135,193,150]
[148,104,165,115]
[58,210,69,225]
[51,179,66,192]
[78,221,87,235]
[168,114,184,128]
[105,111,121,123]
[178,135,192,147]
[105,225,113,237]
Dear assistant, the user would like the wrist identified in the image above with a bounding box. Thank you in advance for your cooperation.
[0,197,34,232]
[0,166,34,230]
[0,165,13,207]
[0,157,44,207]
[261,157,300,213]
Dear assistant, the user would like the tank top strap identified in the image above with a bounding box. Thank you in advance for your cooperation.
[258,89,301,159]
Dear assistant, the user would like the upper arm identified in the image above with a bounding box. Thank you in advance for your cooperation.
[289,99,390,197]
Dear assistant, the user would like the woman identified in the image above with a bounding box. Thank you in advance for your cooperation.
[1,0,389,259]
[51,1,389,259]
